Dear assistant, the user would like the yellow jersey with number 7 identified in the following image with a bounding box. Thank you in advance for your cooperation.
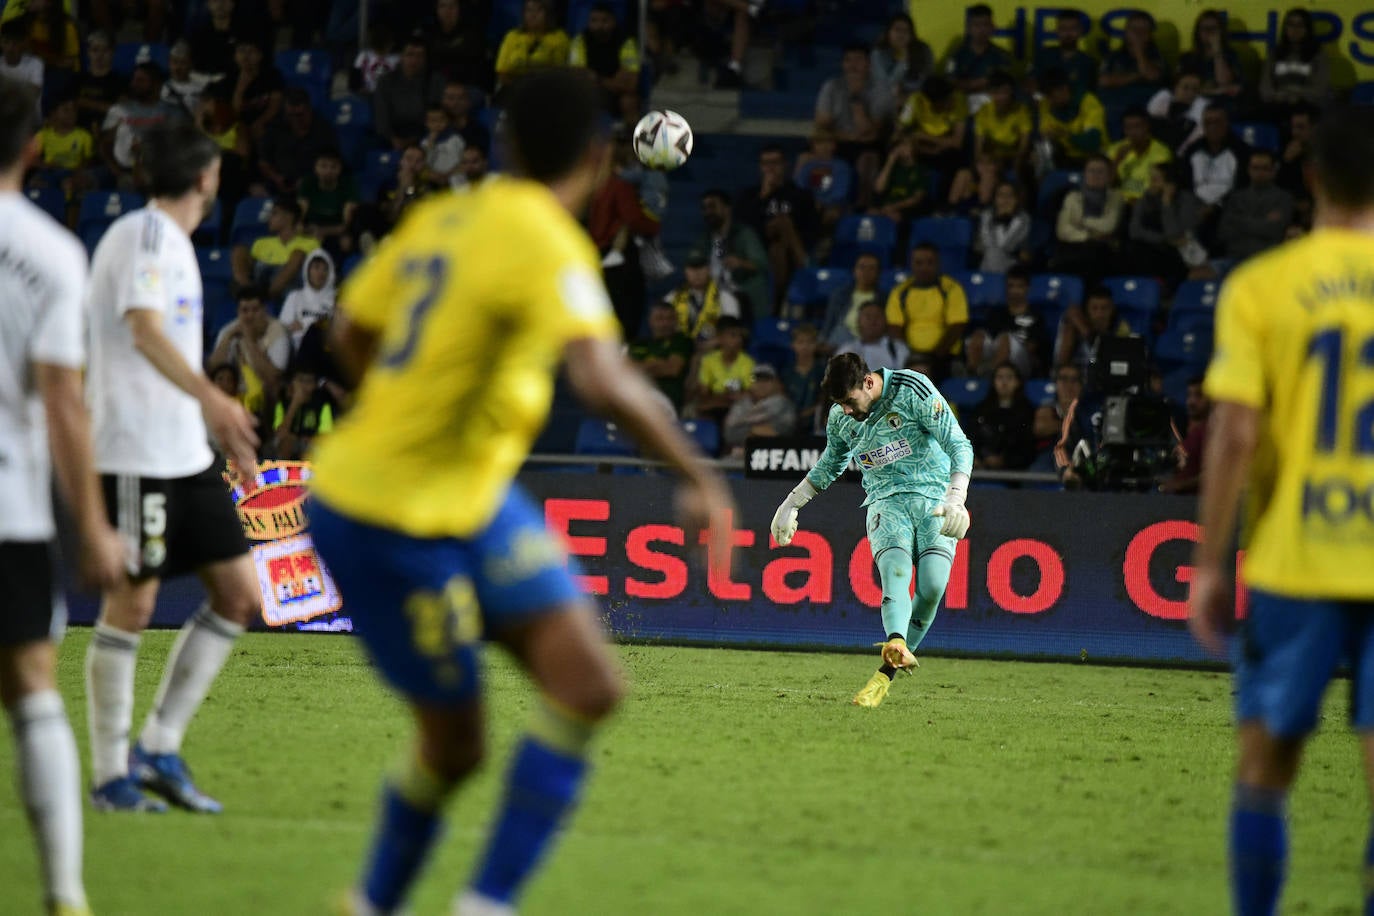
[309,177,621,539]
[1204,227,1374,599]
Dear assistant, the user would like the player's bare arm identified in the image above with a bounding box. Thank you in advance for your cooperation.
[124,308,259,475]
[1188,399,1259,657]
[328,311,379,386]
[35,363,126,589]
[564,336,736,569]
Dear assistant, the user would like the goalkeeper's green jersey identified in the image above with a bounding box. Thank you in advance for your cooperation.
[806,368,974,505]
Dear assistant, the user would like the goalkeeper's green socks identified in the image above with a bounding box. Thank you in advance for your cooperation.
[907,549,954,651]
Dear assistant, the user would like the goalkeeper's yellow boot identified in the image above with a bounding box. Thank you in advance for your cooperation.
[881,637,919,671]
[851,671,892,707]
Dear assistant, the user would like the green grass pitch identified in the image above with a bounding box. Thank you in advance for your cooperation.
[0,630,1365,915]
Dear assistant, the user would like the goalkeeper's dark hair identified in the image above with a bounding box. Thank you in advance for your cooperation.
[136,121,221,198]
[0,76,40,172]
[822,352,869,401]
[503,69,606,183]
[1312,105,1374,208]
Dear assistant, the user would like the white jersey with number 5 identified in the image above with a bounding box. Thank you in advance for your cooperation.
[87,205,213,478]
[0,192,88,540]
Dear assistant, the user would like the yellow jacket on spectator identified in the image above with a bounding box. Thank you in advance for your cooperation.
[496,29,571,80]
[1038,91,1107,161]
[885,275,969,353]
[251,233,321,268]
[974,101,1031,158]
[1109,138,1173,202]
[36,125,92,169]
[899,90,968,138]
[697,350,756,396]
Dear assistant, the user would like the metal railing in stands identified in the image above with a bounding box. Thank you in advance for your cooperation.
[523,453,1061,484]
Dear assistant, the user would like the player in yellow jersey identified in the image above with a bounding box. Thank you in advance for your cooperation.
[1189,108,1374,916]
[310,71,735,916]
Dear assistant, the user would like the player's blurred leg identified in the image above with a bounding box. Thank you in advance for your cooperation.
[463,604,622,910]
[1230,731,1298,916]
[3,642,89,915]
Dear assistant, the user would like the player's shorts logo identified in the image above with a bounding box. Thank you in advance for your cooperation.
[885,412,902,430]
[857,438,913,469]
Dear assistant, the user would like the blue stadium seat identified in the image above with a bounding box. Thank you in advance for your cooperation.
[1233,121,1280,153]
[276,49,333,110]
[329,95,375,169]
[1028,273,1084,310]
[196,246,233,286]
[1172,279,1220,315]
[1103,276,1161,313]
[229,196,275,247]
[574,419,638,457]
[1354,82,1374,106]
[1153,326,1213,370]
[113,41,169,76]
[1024,377,1054,407]
[1165,309,1214,336]
[360,149,399,201]
[192,199,222,244]
[25,186,65,223]
[681,419,720,457]
[785,267,851,312]
[951,270,1007,314]
[751,317,796,369]
[1037,168,1081,216]
[832,214,897,266]
[940,377,989,412]
[879,268,910,293]
[78,191,144,251]
[909,217,973,271]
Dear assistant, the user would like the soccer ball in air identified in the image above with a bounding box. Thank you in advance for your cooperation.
[632,109,693,171]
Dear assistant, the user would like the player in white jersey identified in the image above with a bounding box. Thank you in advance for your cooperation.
[84,121,261,814]
[0,77,126,916]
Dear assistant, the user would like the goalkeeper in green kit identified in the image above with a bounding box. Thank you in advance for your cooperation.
[771,353,973,707]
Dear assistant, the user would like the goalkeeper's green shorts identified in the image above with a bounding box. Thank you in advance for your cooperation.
[864,494,956,561]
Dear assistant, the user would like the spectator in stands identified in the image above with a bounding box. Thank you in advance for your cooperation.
[696,0,758,89]
[494,0,569,96]
[820,251,881,350]
[1159,378,1209,494]
[375,34,445,149]
[645,0,686,77]
[293,313,350,406]
[198,80,252,210]
[697,188,768,320]
[870,12,933,97]
[450,143,489,192]
[269,366,335,460]
[839,301,910,371]
[1038,66,1106,166]
[1147,69,1206,153]
[736,143,816,313]
[965,265,1046,380]
[279,249,336,350]
[815,42,894,211]
[1178,10,1243,102]
[691,315,754,422]
[974,70,1031,166]
[783,322,825,432]
[969,361,1035,470]
[1277,105,1315,227]
[232,196,320,299]
[974,180,1029,272]
[793,128,852,239]
[943,3,1015,96]
[946,150,1001,216]
[298,148,359,256]
[75,30,121,134]
[430,0,491,91]
[1051,154,1122,285]
[1217,148,1293,261]
[885,242,969,377]
[1033,362,1081,460]
[1259,8,1331,115]
[188,0,239,79]
[590,129,661,335]
[1181,103,1247,244]
[1098,11,1168,111]
[1110,106,1172,203]
[210,362,241,400]
[899,74,967,179]
[101,63,178,190]
[1123,161,1204,290]
[258,87,340,195]
[439,81,491,155]
[209,285,292,418]
[629,301,694,412]
[219,35,285,141]
[161,41,211,118]
[722,363,797,452]
[18,0,80,72]
[0,19,43,92]
[870,135,927,228]
[1032,11,1095,97]
[33,94,95,208]
[569,2,641,123]
[664,248,741,348]
[353,23,400,94]
[419,104,465,187]
[1056,285,1132,374]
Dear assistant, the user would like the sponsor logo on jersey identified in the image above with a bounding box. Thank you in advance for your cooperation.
[885,412,902,430]
[135,265,161,295]
[932,400,945,420]
[857,438,913,469]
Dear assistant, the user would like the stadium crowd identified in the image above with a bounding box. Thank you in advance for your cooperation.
[3,0,1365,488]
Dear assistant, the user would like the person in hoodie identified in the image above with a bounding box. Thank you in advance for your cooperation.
[279,249,336,351]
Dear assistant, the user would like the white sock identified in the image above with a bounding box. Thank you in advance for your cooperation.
[86,623,140,786]
[454,890,516,916]
[9,690,87,910]
[139,604,243,755]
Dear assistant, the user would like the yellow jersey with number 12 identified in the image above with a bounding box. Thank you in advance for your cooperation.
[309,177,621,539]
[1204,227,1374,599]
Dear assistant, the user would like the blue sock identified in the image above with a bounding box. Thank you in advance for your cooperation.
[361,756,452,911]
[470,736,588,904]
[1364,820,1374,916]
[1230,784,1287,916]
